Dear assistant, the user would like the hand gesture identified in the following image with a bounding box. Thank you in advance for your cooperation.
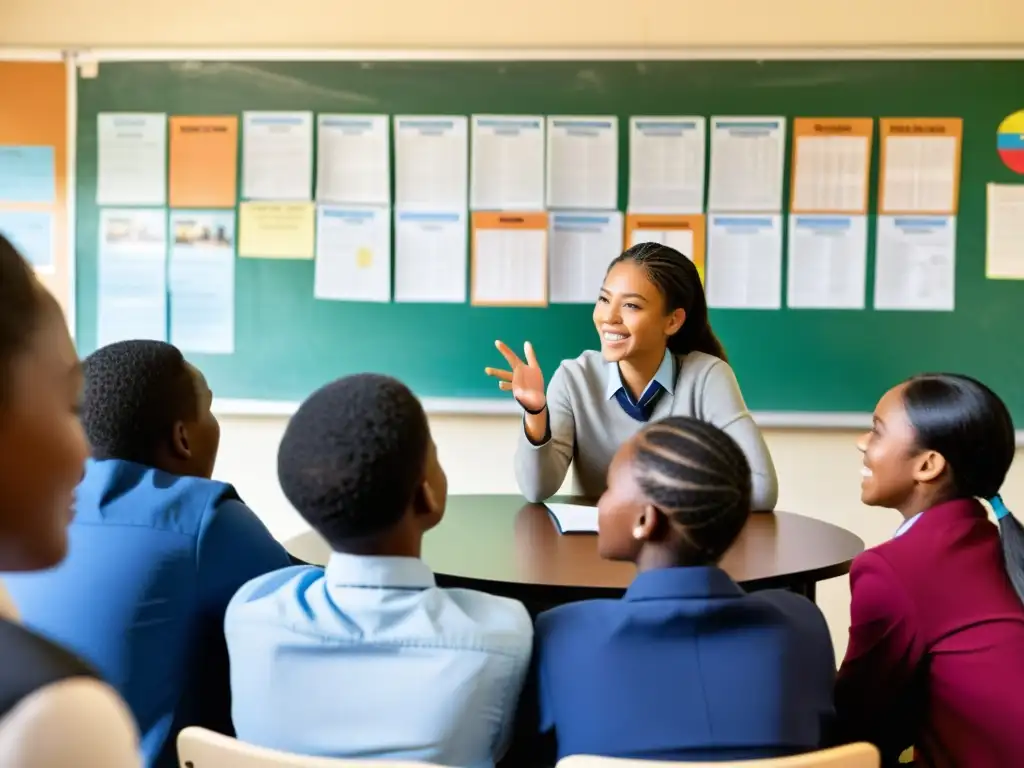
[485,340,546,413]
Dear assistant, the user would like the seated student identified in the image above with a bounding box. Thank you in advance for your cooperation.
[534,416,835,762]
[226,374,533,768]
[4,339,291,768]
[0,234,140,766]
[836,374,1024,767]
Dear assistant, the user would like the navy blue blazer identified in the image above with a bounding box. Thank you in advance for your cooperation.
[534,566,835,762]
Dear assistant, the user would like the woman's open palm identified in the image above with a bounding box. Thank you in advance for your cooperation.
[485,340,546,412]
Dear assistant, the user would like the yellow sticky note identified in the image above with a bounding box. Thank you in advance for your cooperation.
[238,202,315,259]
[355,247,373,268]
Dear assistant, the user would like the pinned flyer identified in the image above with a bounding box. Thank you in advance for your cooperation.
[790,118,873,214]
[879,118,963,215]
[625,214,706,282]
[471,212,548,307]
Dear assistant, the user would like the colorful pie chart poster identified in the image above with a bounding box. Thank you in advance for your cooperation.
[997,110,1024,174]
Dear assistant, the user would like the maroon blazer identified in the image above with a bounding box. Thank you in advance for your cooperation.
[836,499,1024,767]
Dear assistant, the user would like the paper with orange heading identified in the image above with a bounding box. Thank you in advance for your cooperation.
[790,118,873,214]
[169,116,238,208]
[879,118,963,215]
[471,212,548,306]
[625,214,706,282]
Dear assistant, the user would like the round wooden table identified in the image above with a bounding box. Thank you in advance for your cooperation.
[286,495,864,607]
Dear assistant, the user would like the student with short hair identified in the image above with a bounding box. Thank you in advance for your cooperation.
[4,339,291,768]
[0,234,140,767]
[226,373,533,768]
[837,374,1024,767]
[534,416,834,761]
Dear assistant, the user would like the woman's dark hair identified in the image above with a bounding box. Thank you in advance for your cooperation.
[631,415,751,564]
[901,373,1024,604]
[0,234,45,405]
[607,242,727,361]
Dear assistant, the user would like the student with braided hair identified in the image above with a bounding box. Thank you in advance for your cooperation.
[532,416,834,762]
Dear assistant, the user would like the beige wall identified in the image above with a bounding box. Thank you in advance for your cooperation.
[5,0,1024,659]
[3,0,1024,48]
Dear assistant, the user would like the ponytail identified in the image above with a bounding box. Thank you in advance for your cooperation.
[991,496,1024,604]
[610,242,728,363]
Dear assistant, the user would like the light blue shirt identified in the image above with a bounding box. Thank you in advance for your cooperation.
[604,348,676,402]
[224,553,533,768]
[895,513,923,538]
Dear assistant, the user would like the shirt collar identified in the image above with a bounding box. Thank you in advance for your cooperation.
[625,566,744,602]
[605,348,676,401]
[325,553,436,590]
[894,512,922,538]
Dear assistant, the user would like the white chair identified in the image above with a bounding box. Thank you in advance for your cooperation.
[177,727,447,768]
[555,743,880,768]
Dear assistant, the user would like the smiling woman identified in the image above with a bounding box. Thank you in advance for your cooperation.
[484,242,778,510]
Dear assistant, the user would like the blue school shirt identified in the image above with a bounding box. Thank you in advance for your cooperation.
[534,566,836,762]
[225,553,533,768]
[2,458,292,768]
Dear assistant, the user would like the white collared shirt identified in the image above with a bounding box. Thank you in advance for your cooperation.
[894,512,923,538]
[605,348,676,403]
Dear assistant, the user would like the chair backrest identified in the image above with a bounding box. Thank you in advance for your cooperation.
[177,727,442,768]
[556,743,880,768]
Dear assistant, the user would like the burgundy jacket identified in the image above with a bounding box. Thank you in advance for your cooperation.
[836,499,1024,767]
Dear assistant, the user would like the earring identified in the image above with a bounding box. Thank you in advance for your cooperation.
[632,525,645,540]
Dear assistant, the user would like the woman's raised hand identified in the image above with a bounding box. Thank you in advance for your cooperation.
[485,340,546,413]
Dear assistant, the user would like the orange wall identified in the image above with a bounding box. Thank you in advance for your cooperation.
[0,61,69,312]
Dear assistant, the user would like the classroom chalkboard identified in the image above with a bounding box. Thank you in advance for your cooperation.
[73,59,1024,418]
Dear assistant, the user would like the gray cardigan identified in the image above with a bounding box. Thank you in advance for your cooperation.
[514,350,779,509]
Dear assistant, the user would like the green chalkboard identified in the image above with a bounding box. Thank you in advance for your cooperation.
[74,59,1024,418]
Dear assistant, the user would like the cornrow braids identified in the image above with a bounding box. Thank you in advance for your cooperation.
[631,415,752,564]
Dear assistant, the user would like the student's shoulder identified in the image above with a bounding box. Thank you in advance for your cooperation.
[440,589,534,651]
[746,588,832,641]
[226,565,322,619]
[535,597,620,640]
[0,678,140,767]
[676,351,734,384]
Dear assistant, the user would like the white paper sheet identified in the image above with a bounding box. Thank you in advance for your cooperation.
[786,215,867,309]
[314,205,391,303]
[242,111,313,201]
[394,210,468,303]
[470,116,545,211]
[97,208,168,345]
[546,117,618,210]
[394,116,468,210]
[985,183,1024,279]
[708,117,786,213]
[169,210,236,354]
[472,227,547,305]
[316,114,390,205]
[628,117,706,214]
[629,227,695,259]
[97,113,167,205]
[706,214,783,309]
[882,135,959,213]
[548,211,623,304]
[545,503,598,534]
[874,215,956,311]
[792,135,870,213]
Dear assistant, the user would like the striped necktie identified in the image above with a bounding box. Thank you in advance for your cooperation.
[614,381,665,422]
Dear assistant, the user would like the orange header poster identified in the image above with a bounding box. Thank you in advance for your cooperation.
[625,214,706,282]
[169,116,238,208]
[790,118,874,214]
[879,118,963,215]
[0,61,67,304]
[471,212,548,307]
